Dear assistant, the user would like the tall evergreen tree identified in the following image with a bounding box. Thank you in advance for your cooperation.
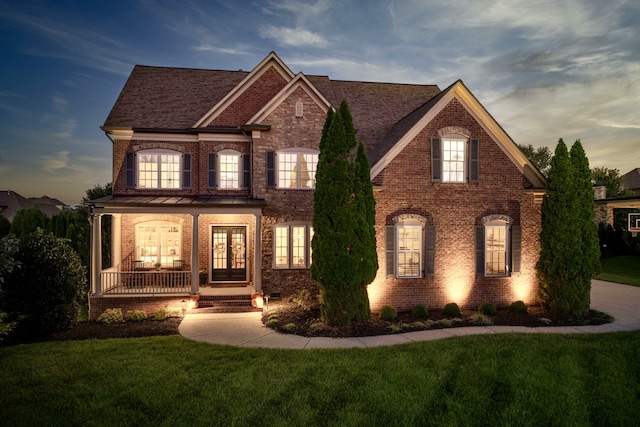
[537,139,583,315]
[569,140,601,310]
[311,101,376,326]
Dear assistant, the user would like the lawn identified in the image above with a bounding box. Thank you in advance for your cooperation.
[2,332,640,426]
[597,255,640,286]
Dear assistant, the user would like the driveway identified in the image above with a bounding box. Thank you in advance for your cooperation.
[178,279,640,348]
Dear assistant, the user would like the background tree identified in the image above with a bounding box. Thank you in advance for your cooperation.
[75,183,112,269]
[536,139,583,315]
[312,101,376,326]
[569,140,600,308]
[591,167,634,199]
[517,143,552,176]
[0,215,10,239]
[10,207,48,240]
[2,230,86,342]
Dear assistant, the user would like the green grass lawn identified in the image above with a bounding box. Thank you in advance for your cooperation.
[597,255,640,286]
[2,332,640,426]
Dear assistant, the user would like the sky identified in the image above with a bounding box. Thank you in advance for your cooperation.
[1,0,639,205]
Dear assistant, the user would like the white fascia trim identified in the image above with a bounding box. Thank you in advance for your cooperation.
[109,129,134,141]
[124,132,247,143]
[194,52,296,128]
[248,72,332,124]
[370,81,546,188]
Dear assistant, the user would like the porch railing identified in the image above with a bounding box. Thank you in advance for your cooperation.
[101,268,191,294]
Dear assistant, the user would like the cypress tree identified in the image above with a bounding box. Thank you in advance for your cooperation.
[311,101,376,326]
[569,140,601,312]
[537,139,582,315]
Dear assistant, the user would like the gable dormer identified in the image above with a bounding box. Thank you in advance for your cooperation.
[194,52,296,128]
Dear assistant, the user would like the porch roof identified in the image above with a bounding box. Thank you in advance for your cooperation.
[88,195,266,214]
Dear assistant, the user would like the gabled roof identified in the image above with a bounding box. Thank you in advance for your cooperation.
[102,52,544,189]
[0,191,67,221]
[622,168,640,191]
[368,80,546,188]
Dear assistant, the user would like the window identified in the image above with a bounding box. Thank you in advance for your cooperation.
[207,151,250,189]
[267,150,318,189]
[274,223,313,268]
[127,149,190,189]
[442,139,466,182]
[135,221,182,267]
[431,136,479,183]
[385,217,435,278]
[476,215,521,277]
[397,224,422,278]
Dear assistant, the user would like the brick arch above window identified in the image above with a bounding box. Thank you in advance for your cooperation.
[437,126,471,138]
[392,213,428,225]
[482,214,512,225]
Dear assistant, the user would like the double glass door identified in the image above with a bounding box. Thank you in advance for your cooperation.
[211,226,246,282]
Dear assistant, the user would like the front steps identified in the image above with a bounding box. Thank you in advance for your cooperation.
[189,294,262,314]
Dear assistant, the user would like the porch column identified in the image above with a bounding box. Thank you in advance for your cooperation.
[111,214,121,270]
[91,213,102,296]
[191,213,199,294]
[254,213,262,292]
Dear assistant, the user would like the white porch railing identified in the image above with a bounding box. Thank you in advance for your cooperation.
[101,268,191,294]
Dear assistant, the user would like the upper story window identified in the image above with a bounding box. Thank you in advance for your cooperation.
[266,149,319,189]
[126,149,191,190]
[431,135,479,183]
[207,151,250,190]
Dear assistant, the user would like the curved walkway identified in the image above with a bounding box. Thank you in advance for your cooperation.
[178,280,640,348]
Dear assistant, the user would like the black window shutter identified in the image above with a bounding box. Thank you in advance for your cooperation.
[470,138,479,182]
[385,226,395,277]
[424,225,435,276]
[475,226,485,275]
[182,154,192,188]
[125,152,135,189]
[266,151,275,188]
[243,154,251,189]
[208,153,216,188]
[431,137,441,182]
[511,225,522,273]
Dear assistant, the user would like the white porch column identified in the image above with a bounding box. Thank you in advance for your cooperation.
[254,213,262,292]
[111,214,122,270]
[191,213,199,294]
[91,213,102,296]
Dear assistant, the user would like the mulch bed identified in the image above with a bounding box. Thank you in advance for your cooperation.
[262,302,613,338]
[48,317,182,341]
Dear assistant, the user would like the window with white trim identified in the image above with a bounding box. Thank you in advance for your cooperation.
[442,138,466,182]
[274,223,313,268]
[219,150,240,189]
[276,150,318,189]
[476,216,516,277]
[397,224,422,278]
[135,221,182,267]
[485,222,508,275]
[136,149,182,189]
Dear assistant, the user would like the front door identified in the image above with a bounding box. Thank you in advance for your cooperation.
[211,226,247,282]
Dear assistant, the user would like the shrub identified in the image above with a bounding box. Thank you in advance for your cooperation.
[153,307,180,321]
[470,313,493,326]
[478,302,497,316]
[443,302,462,318]
[379,305,397,321]
[289,289,316,308]
[388,324,400,333]
[410,304,429,319]
[126,310,148,322]
[437,319,452,328]
[2,230,86,341]
[509,300,528,313]
[284,323,296,332]
[97,308,124,324]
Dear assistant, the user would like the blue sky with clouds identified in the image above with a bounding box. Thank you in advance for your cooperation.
[1,0,639,204]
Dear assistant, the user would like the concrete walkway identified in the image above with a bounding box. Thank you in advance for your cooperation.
[178,280,640,348]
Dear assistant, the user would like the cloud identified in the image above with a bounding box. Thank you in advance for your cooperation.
[191,45,251,55]
[54,119,77,139]
[41,151,71,173]
[260,26,329,48]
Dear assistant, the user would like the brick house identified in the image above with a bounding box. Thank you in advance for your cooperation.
[88,52,545,320]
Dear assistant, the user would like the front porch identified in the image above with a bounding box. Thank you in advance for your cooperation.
[88,195,266,320]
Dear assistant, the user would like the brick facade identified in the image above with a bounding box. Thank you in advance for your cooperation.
[94,54,544,320]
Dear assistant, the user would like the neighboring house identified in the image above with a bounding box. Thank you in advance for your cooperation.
[0,190,68,221]
[88,52,545,320]
[622,168,640,195]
